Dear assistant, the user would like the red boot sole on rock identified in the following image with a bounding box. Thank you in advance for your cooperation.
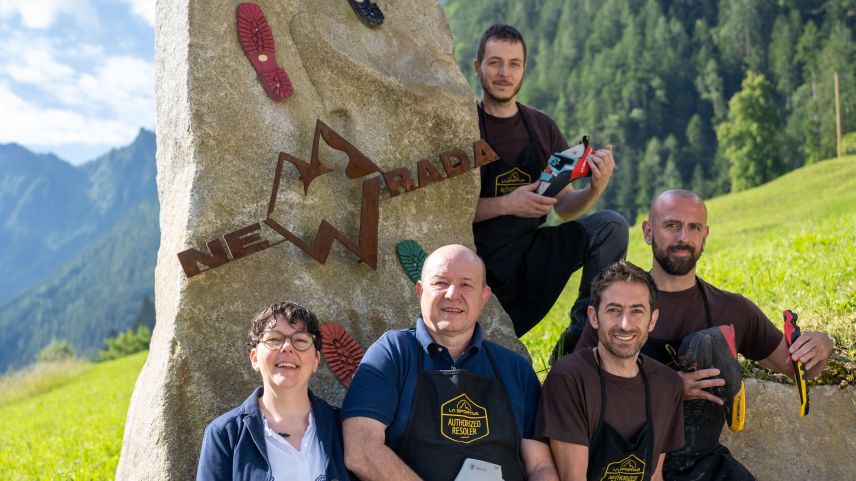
[320,322,365,388]
[236,3,294,101]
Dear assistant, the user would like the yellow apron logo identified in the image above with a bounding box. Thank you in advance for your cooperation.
[600,453,646,481]
[495,167,531,196]
[440,393,489,444]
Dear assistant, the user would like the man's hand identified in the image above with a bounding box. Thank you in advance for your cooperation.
[343,417,422,481]
[761,331,834,380]
[473,181,557,223]
[586,145,615,195]
[677,368,725,404]
[553,145,615,220]
[502,181,558,218]
[788,331,833,377]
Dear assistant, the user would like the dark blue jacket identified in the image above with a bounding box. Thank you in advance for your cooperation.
[197,387,351,481]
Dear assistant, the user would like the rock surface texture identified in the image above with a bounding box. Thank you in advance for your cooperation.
[116,1,521,479]
[721,379,855,480]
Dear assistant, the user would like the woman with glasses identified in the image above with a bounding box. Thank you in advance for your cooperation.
[197,301,351,481]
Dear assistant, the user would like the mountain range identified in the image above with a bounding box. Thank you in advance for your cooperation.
[0,130,158,372]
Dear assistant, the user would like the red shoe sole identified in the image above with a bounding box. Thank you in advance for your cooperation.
[236,3,293,101]
[320,322,365,388]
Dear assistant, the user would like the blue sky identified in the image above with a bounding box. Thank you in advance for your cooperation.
[0,0,154,165]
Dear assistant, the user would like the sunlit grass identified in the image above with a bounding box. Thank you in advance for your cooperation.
[0,351,147,480]
[0,358,90,406]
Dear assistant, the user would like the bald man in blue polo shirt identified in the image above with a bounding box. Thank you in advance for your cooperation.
[342,244,557,481]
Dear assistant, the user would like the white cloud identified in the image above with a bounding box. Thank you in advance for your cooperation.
[5,46,76,85]
[0,83,140,146]
[0,0,97,30]
[0,54,155,145]
[123,0,154,27]
[76,56,155,123]
[0,27,155,148]
[0,0,155,163]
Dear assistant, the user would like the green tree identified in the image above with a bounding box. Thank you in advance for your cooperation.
[98,325,151,362]
[769,11,802,106]
[133,295,156,330]
[716,71,784,190]
[611,146,640,223]
[716,0,773,71]
[686,114,718,197]
[816,22,856,159]
[36,339,76,362]
[690,164,709,198]
[696,59,727,124]
[658,135,685,191]
[793,21,823,163]
[636,137,663,214]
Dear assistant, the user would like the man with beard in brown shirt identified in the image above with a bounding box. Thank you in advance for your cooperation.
[576,189,834,480]
[536,261,684,481]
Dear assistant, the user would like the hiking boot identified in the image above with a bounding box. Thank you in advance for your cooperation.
[677,324,746,432]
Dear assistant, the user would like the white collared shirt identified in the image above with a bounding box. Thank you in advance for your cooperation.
[263,411,326,481]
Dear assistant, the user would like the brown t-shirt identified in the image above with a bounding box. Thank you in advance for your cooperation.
[477,102,569,199]
[577,278,783,361]
[535,349,684,455]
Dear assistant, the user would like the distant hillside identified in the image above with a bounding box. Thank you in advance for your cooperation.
[0,146,92,306]
[0,132,158,371]
[0,201,158,370]
[0,130,156,306]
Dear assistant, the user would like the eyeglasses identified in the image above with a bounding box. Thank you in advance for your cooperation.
[258,331,316,352]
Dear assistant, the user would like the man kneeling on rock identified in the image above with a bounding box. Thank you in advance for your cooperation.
[536,261,684,481]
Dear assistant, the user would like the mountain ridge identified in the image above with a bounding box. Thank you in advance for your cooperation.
[0,131,159,371]
[0,129,156,306]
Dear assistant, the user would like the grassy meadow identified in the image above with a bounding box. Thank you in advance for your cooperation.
[0,352,147,480]
[523,156,856,383]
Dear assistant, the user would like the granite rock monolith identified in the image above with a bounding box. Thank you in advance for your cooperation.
[116,1,523,479]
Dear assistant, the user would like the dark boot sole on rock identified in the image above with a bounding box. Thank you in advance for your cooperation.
[347,0,384,28]
[678,324,746,432]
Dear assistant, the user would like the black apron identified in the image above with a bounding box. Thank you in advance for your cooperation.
[398,339,526,481]
[473,102,546,255]
[641,280,756,481]
[588,349,655,481]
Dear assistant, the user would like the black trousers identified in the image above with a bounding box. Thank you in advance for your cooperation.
[483,210,629,337]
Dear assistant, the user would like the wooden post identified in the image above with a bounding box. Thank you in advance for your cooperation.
[834,72,842,159]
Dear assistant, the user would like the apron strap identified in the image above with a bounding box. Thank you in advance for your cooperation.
[400,333,426,445]
[696,278,713,328]
[592,348,656,472]
[477,101,536,153]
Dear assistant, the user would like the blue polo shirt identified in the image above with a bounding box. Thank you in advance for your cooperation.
[341,317,541,451]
